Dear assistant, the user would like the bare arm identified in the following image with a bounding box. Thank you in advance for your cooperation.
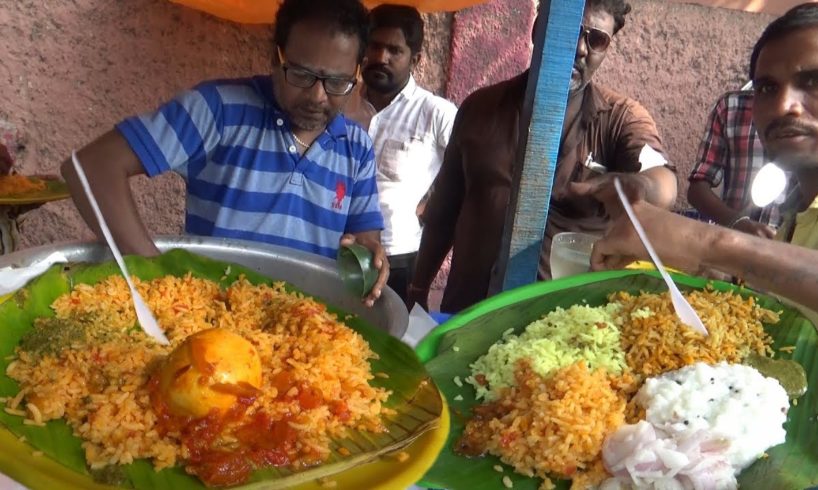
[688,180,775,238]
[640,165,677,209]
[568,165,678,217]
[687,180,737,225]
[575,98,678,210]
[60,130,160,256]
[591,201,818,310]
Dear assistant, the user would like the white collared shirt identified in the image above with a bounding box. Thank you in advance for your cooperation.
[366,76,457,255]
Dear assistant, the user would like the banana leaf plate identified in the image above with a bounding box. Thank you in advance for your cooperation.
[416,269,818,490]
[0,177,69,206]
[0,249,445,489]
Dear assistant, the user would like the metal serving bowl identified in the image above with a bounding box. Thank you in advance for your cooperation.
[0,236,408,338]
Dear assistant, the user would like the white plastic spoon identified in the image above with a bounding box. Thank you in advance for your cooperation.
[71,151,169,345]
[613,178,708,336]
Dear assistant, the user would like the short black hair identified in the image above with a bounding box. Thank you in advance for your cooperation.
[274,0,369,62]
[586,0,632,35]
[368,5,425,55]
[750,2,818,79]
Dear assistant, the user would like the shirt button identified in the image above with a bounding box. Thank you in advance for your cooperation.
[276,118,284,126]
[289,145,297,153]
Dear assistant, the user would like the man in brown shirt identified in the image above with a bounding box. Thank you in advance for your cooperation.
[409,0,677,313]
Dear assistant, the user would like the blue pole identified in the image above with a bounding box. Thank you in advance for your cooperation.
[494,0,585,292]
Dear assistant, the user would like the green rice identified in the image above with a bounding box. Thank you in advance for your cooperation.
[466,303,627,400]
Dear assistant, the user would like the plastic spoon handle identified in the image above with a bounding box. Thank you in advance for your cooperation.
[613,178,708,336]
[71,151,169,345]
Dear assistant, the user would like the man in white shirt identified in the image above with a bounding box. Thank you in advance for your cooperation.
[357,4,457,303]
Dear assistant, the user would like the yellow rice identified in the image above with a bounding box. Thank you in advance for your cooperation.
[612,289,778,378]
[6,274,390,472]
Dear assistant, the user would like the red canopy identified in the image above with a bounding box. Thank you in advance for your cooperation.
[170,0,487,24]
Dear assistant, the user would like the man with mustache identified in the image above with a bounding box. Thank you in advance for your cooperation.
[409,0,677,312]
[60,0,390,307]
[687,88,786,238]
[350,5,456,304]
[592,3,818,312]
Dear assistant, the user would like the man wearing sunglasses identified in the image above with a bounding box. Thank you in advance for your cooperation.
[61,0,390,307]
[410,0,677,312]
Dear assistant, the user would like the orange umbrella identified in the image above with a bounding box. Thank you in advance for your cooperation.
[170,0,487,24]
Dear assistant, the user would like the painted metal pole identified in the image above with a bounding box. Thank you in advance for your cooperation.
[490,0,585,293]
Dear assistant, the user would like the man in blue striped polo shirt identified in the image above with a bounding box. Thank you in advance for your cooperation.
[61,0,389,306]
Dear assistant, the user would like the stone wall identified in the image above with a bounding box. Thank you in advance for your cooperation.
[0,0,451,249]
[667,0,815,15]
[1,0,781,250]
[594,0,775,205]
[443,0,776,207]
[3,0,271,248]
[445,0,536,104]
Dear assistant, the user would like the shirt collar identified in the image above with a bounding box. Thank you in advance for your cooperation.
[780,182,818,214]
[582,81,613,116]
[361,75,418,113]
[325,112,348,139]
[777,186,818,244]
[516,72,610,115]
[269,91,348,140]
[396,75,418,101]
[555,81,611,161]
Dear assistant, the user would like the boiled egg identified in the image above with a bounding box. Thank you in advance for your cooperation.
[158,328,262,418]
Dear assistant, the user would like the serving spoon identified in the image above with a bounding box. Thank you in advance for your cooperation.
[614,178,709,336]
[71,151,170,345]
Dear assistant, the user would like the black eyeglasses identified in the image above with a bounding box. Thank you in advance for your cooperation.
[277,47,358,96]
[579,25,612,53]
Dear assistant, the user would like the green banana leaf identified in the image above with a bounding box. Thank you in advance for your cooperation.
[0,249,442,489]
[417,270,818,490]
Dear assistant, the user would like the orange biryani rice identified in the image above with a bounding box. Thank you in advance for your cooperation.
[458,361,633,489]
[4,274,390,486]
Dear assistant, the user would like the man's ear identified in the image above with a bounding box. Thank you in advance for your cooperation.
[410,52,421,71]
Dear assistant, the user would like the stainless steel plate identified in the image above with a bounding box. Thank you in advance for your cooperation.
[0,236,408,338]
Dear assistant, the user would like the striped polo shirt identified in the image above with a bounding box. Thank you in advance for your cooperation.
[116,76,384,258]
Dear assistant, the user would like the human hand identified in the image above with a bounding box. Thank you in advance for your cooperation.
[340,232,389,307]
[568,172,652,218]
[732,218,776,239]
[590,200,708,274]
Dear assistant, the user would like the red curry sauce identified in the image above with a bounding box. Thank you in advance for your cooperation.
[147,371,326,487]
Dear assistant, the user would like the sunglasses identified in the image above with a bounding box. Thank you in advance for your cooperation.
[276,47,358,96]
[580,25,612,53]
